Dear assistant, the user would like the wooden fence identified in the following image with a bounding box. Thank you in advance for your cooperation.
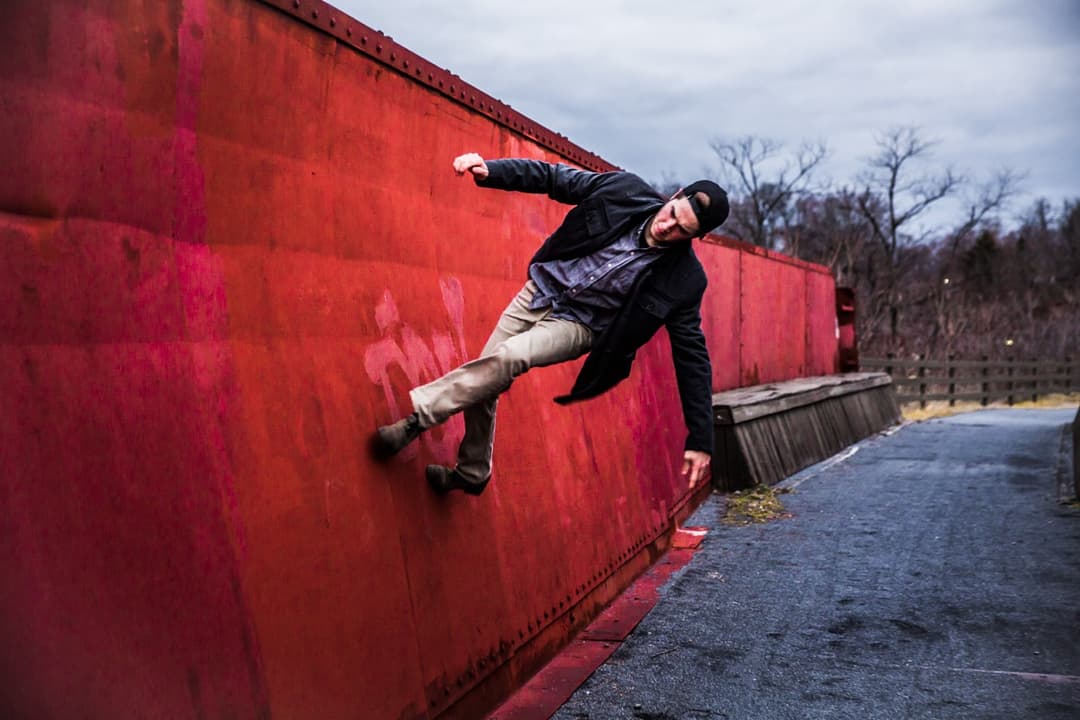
[861,356,1080,408]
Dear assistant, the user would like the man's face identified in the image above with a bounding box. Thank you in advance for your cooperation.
[647,194,700,244]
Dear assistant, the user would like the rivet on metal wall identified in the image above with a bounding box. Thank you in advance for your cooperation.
[376,44,382,52]
[292,0,299,7]
[346,26,351,36]
[390,52,396,61]
[402,59,408,68]
[311,9,318,19]
[329,16,336,26]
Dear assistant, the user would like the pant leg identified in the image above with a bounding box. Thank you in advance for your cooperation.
[409,282,592,481]
[410,282,545,428]
[454,308,592,482]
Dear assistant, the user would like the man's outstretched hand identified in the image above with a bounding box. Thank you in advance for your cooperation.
[452,153,489,180]
[681,450,712,490]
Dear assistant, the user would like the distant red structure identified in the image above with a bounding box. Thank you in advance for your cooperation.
[0,1,839,718]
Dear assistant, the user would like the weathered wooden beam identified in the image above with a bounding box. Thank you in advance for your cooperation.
[712,373,900,491]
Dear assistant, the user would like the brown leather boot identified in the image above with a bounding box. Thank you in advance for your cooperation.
[374,413,424,457]
[425,465,489,496]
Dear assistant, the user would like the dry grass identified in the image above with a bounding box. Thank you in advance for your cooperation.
[901,393,1080,422]
[722,485,793,525]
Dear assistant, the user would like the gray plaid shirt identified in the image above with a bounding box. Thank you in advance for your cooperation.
[528,222,667,334]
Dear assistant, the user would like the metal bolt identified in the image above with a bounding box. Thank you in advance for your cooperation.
[311,9,317,19]
[346,27,351,36]
[293,0,300,7]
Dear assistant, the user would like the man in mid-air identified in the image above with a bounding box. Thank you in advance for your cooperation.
[376,153,729,496]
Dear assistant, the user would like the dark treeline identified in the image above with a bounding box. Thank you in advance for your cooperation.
[660,127,1079,361]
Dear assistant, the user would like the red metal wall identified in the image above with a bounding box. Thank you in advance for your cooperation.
[0,1,837,718]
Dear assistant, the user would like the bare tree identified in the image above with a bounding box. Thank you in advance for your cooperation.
[855,126,960,349]
[857,126,960,262]
[709,136,828,250]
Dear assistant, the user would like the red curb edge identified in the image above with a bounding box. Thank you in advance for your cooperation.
[487,526,708,720]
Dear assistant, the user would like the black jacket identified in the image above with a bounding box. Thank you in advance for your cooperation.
[477,159,714,455]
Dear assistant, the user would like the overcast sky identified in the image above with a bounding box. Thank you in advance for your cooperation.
[338,0,1078,227]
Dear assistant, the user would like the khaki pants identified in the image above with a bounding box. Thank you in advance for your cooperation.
[409,281,593,482]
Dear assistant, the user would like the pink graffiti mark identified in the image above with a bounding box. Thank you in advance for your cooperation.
[363,277,468,462]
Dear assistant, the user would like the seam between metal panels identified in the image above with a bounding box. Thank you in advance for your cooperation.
[254,0,615,172]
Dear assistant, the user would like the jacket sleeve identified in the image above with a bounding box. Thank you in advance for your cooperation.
[476,158,615,205]
[665,296,715,456]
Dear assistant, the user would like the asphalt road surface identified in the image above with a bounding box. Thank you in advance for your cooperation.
[554,408,1080,720]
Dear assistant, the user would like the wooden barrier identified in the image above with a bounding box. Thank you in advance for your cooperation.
[862,357,1080,408]
[712,373,900,490]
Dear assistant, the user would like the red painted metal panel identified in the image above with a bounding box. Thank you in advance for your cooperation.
[698,239,743,391]
[0,1,839,718]
[806,270,840,375]
[739,252,809,385]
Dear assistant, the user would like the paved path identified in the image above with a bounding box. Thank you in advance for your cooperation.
[554,408,1080,720]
